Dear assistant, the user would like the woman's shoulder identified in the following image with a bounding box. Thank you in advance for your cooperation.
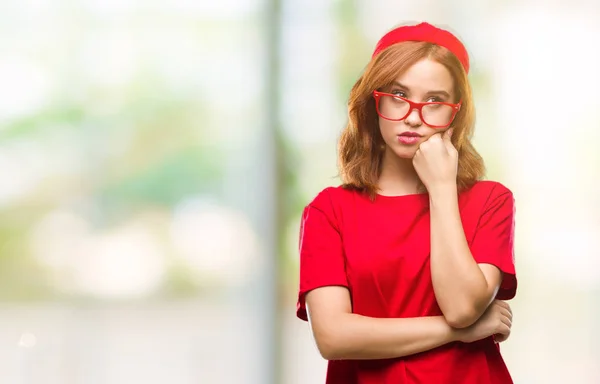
[465,180,513,200]
[460,180,515,216]
[305,185,364,212]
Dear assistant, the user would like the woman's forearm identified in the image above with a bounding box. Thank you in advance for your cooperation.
[313,313,459,360]
[428,186,491,327]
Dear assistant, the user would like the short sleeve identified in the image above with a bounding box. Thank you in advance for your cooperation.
[296,191,349,321]
[470,187,517,300]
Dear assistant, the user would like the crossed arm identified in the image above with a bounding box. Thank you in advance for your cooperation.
[305,286,461,360]
[305,283,511,361]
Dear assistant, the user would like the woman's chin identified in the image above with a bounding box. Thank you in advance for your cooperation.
[388,147,417,160]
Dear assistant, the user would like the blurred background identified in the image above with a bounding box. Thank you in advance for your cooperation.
[0,0,599,383]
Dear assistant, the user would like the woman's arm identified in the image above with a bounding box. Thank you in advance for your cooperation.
[428,186,503,328]
[412,132,515,329]
[306,285,513,360]
[305,286,460,360]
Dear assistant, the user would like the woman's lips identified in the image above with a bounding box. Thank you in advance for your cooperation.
[397,133,422,145]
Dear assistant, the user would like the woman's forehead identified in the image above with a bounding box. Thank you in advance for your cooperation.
[393,59,454,94]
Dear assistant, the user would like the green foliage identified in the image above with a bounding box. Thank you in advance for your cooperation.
[332,0,370,102]
[0,70,222,299]
[0,210,56,301]
[99,145,222,212]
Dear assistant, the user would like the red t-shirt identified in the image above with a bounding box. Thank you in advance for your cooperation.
[297,180,517,384]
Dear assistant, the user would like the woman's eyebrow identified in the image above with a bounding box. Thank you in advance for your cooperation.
[392,81,451,99]
[426,90,451,99]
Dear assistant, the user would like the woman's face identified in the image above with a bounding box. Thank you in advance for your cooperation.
[378,58,456,159]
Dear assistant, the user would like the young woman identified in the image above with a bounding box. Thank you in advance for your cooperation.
[296,22,517,383]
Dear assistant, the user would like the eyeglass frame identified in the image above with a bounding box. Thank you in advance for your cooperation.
[372,90,462,129]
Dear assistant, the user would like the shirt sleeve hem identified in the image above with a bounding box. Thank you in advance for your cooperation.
[476,260,517,301]
[296,281,350,321]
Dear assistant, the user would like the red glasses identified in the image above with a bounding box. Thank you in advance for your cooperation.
[373,90,461,128]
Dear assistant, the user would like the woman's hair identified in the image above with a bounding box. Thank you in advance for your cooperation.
[338,41,485,198]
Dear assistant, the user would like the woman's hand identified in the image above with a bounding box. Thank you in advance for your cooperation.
[456,300,513,344]
[412,129,458,194]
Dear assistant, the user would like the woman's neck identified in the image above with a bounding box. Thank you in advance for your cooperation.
[377,150,422,196]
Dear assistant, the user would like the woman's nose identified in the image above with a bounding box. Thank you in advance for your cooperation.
[404,108,422,126]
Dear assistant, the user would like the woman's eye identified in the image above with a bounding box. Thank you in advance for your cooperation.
[427,97,442,102]
[391,90,406,98]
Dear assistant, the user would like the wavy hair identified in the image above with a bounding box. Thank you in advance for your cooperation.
[338,41,485,198]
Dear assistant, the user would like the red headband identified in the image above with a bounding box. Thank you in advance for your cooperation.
[372,22,470,74]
